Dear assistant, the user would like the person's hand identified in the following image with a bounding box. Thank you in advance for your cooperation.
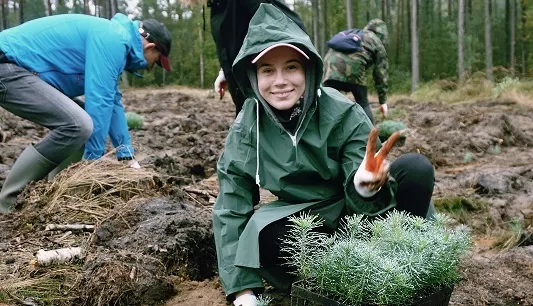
[380,103,388,117]
[128,160,141,169]
[126,159,140,169]
[353,127,401,198]
[214,68,227,99]
[233,293,257,306]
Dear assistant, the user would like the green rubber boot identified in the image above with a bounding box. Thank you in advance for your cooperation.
[0,145,57,214]
[47,146,84,180]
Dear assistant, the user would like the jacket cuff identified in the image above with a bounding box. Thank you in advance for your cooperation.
[116,144,135,159]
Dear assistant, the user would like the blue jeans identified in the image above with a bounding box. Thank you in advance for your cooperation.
[0,63,93,164]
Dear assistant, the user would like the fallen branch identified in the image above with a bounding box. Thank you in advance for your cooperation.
[45,224,95,232]
[183,186,217,197]
[35,247,83,266]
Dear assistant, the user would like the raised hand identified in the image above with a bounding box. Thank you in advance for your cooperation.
[353,127,401,197]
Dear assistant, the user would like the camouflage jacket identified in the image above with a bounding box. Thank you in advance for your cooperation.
[322,30,389,104]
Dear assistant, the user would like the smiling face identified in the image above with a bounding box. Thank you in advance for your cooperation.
[256,46,306,110]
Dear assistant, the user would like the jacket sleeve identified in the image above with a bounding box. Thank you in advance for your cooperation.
[339,104,396,216]
[108,88,135,159]
[83,31,128,160]
[237,0,307,33]
[213,125,263,298]
[372,38,389,105]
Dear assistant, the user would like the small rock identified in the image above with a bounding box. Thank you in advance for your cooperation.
[475,174,509,194]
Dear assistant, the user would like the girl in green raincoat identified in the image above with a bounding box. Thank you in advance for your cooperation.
[213,4,435,306]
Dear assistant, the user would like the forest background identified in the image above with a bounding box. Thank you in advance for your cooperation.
[0,0,531,96]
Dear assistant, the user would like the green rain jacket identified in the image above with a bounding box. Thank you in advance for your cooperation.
[213,4,397,297]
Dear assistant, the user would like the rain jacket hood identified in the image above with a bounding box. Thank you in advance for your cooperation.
[364,18,389,47]
[233,3,322,132]
[0,13,147,159]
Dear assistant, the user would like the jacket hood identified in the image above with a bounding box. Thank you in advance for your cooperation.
[111,13,147,73]
[233,3,323,130]
[364,18,389,47]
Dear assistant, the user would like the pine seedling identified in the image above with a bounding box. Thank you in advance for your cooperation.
[125,112,144,130]
[282,213,328,279]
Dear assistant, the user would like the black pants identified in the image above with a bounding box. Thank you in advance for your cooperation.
[222,67,246,118]
[323,79,374,123]
[258,153,434,291]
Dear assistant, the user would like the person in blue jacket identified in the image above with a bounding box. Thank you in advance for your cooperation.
[0,13,172,214]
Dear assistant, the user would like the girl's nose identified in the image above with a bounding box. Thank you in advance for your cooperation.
[273,71,287,86]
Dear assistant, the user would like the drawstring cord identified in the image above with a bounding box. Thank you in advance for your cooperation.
[255,99,260,186]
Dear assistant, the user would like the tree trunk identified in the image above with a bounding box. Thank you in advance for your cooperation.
[46,0,52,15]
[84,0,90,14]
[319,0,327,56]
[407,0,411,45]
[411,0,419,92]
[1,0,8,30]
[312,0,319,47]
[394,0,403,64]
[505,0,509,67]
[509,0,515,76]
[485,0,493,81]
[382,0,386,20]
[19,0,24,24]
[111,0,117,16]
[346,0,353,29]
[458,0,464,82]
[199,7,204,88]
[520,0,527,75]
[448,0,452,18]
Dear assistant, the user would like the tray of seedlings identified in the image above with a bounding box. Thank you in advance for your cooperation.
[283,211,471,306]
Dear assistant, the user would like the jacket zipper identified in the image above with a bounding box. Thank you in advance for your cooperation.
[286,111,307,146]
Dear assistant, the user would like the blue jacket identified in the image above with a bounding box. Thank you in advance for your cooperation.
[0,13,147,159]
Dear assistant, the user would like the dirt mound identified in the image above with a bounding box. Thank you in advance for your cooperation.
[0,157,216,306]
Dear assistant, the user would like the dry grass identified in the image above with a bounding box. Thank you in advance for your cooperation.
[500,88,533,108]
[0,157,168,305]
[19,155,159,225]
[0,267,82,305]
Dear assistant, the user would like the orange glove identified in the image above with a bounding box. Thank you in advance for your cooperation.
[353,127,401,197]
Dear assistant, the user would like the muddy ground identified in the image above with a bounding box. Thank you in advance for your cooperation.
[0,86,532,306]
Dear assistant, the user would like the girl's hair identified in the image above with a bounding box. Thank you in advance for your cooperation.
[180,0,206,7]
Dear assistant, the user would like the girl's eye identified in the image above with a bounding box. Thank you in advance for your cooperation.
[286,64,301,71]
[260,68,273,74]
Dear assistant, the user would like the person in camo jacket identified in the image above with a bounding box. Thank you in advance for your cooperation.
[322,19,389,124]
